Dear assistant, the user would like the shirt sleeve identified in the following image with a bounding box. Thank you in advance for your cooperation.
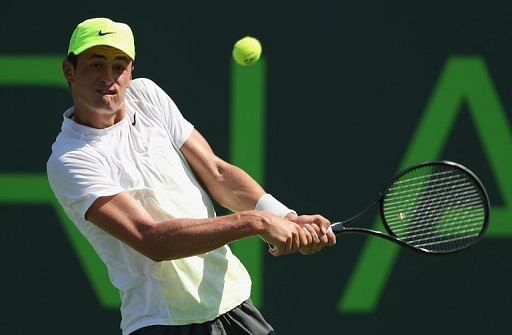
[132,78,194,148]
[47,151,125,220]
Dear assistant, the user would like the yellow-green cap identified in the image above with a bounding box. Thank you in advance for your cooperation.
[68,18,135,60]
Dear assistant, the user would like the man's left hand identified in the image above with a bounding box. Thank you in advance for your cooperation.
[284,213,336,255]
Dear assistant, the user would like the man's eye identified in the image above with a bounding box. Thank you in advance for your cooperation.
[114,64,126,72]
[90,63,102,69]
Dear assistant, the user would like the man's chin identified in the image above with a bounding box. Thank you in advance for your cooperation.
[94,97,121,112]
[88,109,113,116]
[93,103,121,115]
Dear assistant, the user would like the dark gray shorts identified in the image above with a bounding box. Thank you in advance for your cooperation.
[130,300,275,335]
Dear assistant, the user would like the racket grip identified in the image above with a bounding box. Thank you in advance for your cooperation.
[330,222,343,234]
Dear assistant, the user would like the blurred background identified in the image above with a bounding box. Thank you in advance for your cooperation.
[1,0,511,334]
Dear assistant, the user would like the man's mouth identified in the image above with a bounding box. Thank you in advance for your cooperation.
[97,89,116,95]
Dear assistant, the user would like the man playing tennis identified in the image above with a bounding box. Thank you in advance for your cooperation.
[47,18,336,335]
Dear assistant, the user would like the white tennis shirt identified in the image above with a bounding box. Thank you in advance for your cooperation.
[47,78,251,335]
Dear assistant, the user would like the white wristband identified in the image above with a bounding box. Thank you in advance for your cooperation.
[255,194,297,218]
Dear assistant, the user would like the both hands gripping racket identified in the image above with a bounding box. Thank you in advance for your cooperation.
[330,161,490,254]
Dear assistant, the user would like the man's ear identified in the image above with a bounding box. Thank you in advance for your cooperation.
[62,60,75,83]
[128,63,135,86]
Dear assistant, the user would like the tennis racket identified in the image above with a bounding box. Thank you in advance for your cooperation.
[330,161,490,254]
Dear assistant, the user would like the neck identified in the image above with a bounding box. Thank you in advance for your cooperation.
[72,104,126,129]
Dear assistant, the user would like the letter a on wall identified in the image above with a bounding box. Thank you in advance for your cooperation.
[338,56,512,313]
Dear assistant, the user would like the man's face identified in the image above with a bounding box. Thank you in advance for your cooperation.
[64,45,133,115]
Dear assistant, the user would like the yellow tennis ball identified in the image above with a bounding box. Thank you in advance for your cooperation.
[232,36,262,66]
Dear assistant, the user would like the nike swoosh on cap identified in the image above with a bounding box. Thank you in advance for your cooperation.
[98,30,115,36]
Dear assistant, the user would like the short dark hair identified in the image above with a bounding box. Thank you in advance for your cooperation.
[66,52,78,68]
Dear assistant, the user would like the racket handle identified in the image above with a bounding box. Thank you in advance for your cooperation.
[330,222,343,234]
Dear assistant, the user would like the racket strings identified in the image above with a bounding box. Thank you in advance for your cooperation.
[385,177,477,203]
[386,181,482,225]
[394,217,484,245]
[391,215,483,250]
[389,171,464,192]
[382,166,486,252]
[389,206,484,235]
[415,235,478,249]
[386,191,482,225]
[384,185,480,215]
[385,175,479,216]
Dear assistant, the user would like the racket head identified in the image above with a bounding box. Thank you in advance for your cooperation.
[379,161,490,254]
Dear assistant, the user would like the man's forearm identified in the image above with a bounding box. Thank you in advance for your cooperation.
[143,211,265,261]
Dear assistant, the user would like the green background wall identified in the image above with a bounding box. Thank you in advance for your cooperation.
[1,1,511,334]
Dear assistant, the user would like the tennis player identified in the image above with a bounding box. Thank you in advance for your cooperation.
[47,18,336,335]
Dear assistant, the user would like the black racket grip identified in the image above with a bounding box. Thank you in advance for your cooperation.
[330,222,343,234]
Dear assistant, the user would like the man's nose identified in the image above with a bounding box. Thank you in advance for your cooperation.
[99,66,115,84]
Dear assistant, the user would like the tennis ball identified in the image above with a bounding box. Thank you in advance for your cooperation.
[232,36,262,66]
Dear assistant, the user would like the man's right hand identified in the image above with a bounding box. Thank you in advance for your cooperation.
[255,211,312,256]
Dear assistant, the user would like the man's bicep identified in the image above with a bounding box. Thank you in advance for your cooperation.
[181,129,265,212]
[86,191,156,251]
